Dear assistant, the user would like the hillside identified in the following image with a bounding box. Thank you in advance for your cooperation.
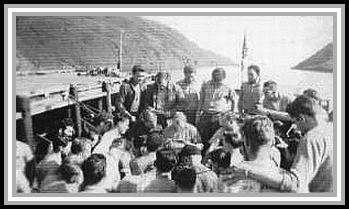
[16,16,236,73]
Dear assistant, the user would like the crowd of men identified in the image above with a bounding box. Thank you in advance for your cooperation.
[16,64,333,193]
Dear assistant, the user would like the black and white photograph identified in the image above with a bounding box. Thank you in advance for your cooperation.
[5,4,344,205]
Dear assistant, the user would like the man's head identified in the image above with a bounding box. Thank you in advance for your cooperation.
[263,80,278,101]
[132,65,146,84]
[179,144,202,166]
[211,68,226,84]
[155,71,170,87]
[286,95,323,134]
[140,108,158,129]
[172,166,197,193]
[241,115,276,155]
[81,153,106,186]
[155,148,178,173]
[172,111,187,129]
[94,111,114,135]
[247,65,261,84]
[146,132,164,152]
[114,113,130,135]
[183,65,197,83]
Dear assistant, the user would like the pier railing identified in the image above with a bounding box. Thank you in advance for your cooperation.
[16,80,122,151]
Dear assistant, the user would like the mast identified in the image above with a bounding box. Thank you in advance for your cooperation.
[240,31,248,87]
[117,29,123,71]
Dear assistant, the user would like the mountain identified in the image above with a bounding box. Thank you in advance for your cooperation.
[16,16,236,73]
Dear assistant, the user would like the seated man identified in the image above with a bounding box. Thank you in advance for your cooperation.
[163,111,202,151]
[178,145,219,193]
[143,148,178,193]
[126,108,162,158]
[259,80,294,122]
[205,111,242,155]
[172,165,198,193]
[79,153,108,193]
[217,115,281,193]
[231,95,333,193]
[129,132,164,176]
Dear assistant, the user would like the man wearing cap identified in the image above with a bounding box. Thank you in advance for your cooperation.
[176,65,201,125]
[114,65,148,122]
[179,144,219,193]
[144,71,185,129]
[197,67,237,155]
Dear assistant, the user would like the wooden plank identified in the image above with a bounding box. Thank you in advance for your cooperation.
[70,84,82,137]
[98,98,103,112]
[106,82,112,113]
[17,96,35,152]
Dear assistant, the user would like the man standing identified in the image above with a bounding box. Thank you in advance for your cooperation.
[145,71,185,129]
[233,95,333,193]
[114,65,148,122]
[237,65,264,116]
[197,67,237,154]
[176,65,201,125]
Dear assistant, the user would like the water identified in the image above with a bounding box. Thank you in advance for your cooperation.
[169,65,334,111]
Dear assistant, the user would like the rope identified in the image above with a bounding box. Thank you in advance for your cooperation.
[68,94,99,115]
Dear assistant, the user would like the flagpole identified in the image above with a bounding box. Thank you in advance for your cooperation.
[240,31,248,87]
[239,30,248,116]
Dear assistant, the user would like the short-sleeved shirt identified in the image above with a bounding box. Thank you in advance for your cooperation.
[238,82,263,114]
[176,79,201,112]
[163,122,201,144]
[200,80,236,114]
[281,122,333,193]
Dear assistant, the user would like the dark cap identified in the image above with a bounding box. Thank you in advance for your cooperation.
[180,144,202,157]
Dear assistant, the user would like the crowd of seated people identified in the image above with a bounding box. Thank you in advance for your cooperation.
[16,64,333,193]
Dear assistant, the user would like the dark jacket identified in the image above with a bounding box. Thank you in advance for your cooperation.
[114,78,147,117]
[144,81,185,113]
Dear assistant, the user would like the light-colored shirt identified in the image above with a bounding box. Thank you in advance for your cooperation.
[92,128,121,156]
[176,79,201,112]
[200,80,236,114]
[130,151,156,176]
[281,122,333,193]
[130,83,141,113]
[193,163,219,193]
[115,172,156,193]
[16,141,34,171]
[163,122,201,144]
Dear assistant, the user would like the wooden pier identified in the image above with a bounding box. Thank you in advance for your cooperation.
[16,75,125,151]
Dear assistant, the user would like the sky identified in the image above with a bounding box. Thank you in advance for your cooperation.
[142,16,333,77]
[142,16,334,105]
